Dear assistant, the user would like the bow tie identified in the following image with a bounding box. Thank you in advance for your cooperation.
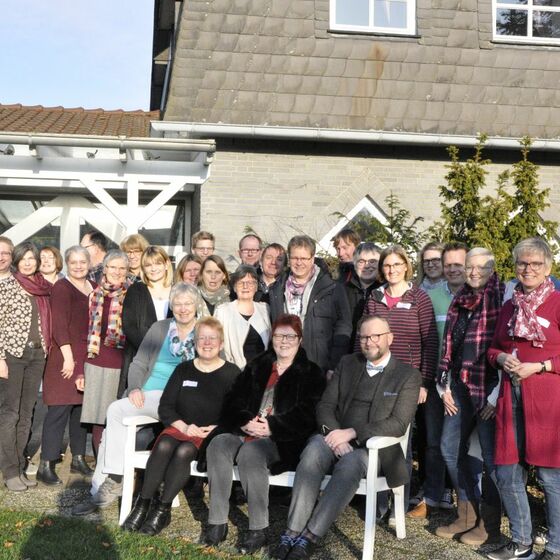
[367,363,384,375]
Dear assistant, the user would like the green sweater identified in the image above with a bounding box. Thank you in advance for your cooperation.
[428,284,454,356]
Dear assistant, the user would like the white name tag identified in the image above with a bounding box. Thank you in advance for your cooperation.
[537,316,550,328]
[183,380,198,387]
[396,302,411,309]
[436,314,447,322]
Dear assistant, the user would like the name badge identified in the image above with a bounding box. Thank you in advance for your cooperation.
[396,302,411,309]
[536,316,550,328]
[183,380,198,387]
[436,314,447,322]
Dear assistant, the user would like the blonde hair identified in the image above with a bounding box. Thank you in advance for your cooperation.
[140,246,173,287]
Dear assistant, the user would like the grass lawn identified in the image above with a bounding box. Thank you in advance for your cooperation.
[0,509,247,560]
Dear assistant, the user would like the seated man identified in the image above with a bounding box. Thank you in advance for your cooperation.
[271,315,421,560]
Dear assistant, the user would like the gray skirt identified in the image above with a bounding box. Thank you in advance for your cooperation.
[80,363,120,425]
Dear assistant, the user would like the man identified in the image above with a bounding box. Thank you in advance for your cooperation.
[238,233,263,267]
[191,231,215,262]
[271,316,421,559]
[332,228,361,283]
[0,236,13,279]
[81,230,108,283]
[418,241,446,292]
[409,241,468,519]
[259,242,285,293]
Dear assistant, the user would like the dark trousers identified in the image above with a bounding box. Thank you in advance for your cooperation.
[0,348,45,479]
[41,404,87,462]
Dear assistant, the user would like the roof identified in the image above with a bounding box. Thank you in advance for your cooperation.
[164,0,560,139]
[0,104,160,137]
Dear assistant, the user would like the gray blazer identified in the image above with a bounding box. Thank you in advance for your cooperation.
[316,352,421,488]
[126,319,173,394]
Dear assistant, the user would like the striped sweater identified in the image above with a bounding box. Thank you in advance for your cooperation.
[360,283,439,386]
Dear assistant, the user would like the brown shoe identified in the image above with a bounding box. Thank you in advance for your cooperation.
[460,504,501,545]
[435,500,478,539]
[407,500,430,519]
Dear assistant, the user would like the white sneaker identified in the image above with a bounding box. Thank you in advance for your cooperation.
[439,488,454,509]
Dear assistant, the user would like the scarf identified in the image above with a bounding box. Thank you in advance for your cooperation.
[245,363,281,442]
[508,277,555,347]
[198,284,230,314]
[87,278,132,358]
[438,272,504,411]
[13,271,52,351]
[167,320,196,361]
[285,265,318,316]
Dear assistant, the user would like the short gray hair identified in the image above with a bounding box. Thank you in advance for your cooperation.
[513,237,553,267]
[466,247,495,268]
[169,281,202,310]
[102,249,129,269]
[65,245,91,266]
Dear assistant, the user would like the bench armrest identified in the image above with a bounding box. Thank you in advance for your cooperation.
[366,435,402,450]
[122,415,159,427]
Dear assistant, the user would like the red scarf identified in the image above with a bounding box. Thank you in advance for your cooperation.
[13,271,52,351]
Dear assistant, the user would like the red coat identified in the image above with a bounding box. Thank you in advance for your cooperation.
[43,279,92,406]
[487,292,560,468]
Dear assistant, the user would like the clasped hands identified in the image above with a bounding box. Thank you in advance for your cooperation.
[324,428,356,458]
[499,352,541,382]
[241,416,271,438]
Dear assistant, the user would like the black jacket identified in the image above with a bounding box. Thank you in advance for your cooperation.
[317,352,421,488]
[343,271,380,348]
[199,347,326,474]
[268,268,352,372]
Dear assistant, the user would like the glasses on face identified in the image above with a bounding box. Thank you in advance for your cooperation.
[423,258,441,267]
[359,332,390,344]
[0,251,12,257]
[195,246,214,253]
[272,333,299,342]
[196,335,220,343]
[237,280,257,287]
[357,258,378,267]
[382,262,406,271]
[516,261,545,272]
[289,256,313,263]
[126,249,142,256]
[240,248,260,254]
[81,243,94,249]
[465,265,492,274]
[174,300,195,309]
[106,265,127,273]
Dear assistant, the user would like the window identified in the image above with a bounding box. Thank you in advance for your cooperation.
[494,0,560,44]
[330,0,416,35]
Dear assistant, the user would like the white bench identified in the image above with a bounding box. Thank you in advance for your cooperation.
[121,415,410,560]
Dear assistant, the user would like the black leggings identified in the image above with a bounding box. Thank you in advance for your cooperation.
[141,435,198,504]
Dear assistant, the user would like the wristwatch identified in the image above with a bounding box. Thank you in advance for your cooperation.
[540,361,547,373]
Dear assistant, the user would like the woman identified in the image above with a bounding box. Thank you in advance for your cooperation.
[214,265,271,369]
[77,249,132,455]
[0,241,51,492]
[122,316,240,534]
[435,248,504,545]
[417,241,445,292]
[487,238,560,560]
[174,253,202,286]
[39,246,63,284]
[203,314,325,554]
[198,254,230,315]
[38,246,95,485]
[120,233,149,280]
[121,246,173,397]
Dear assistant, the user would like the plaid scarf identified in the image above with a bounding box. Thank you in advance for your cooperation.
[438,272,504,411]
[87,278,132,358]
[508,277,555,347]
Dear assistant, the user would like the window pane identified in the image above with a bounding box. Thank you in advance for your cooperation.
[496,8,528,35]
[374,0,408,28]
[534,0,560,6]
[497,0,528,5]
[336,0,370,26]
[533,10,560,36]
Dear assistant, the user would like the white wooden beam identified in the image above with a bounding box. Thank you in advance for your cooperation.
[136,179,187,227]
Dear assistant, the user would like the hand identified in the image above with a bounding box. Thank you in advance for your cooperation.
[128,388,145,409]
[324,428,356,450]
[250,417,271,438]
[61,358,75,379]
[511,362,541,380]
[0,359,8,379]
[185,423,213,438]
[498,352,521,374]
[334,442,353,457]
[75,377,85,391]
[479,403,496,421]
[325,369,334,382]
[418,386,428,404]
[442,391,458,416]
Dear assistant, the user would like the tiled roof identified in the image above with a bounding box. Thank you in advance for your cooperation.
[164,0,560,139]
[0,104,160,137]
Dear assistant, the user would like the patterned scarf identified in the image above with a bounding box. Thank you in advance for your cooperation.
[508,277,555,347]
[285,265,318,316]
[438,272,504,411]
[167,320,196,361]
[245,363,281,442]
[13,271,52,351]
[87,278,132,358]
[198,284,230,314]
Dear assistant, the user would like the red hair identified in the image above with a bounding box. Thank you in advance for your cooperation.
[272,314,303,338]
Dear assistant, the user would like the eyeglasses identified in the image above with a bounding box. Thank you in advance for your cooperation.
[81,243,94,249]
[358,332,390,343]
[289,256,313,263]
[236,280,257,287]
[357,259,379,267]
[126,249,142,256]
[516,261,545,272]
[106,265,127,272]
[240,248,260,254]
[0,251,11,257]
[423,258,441,267]
[196,335,220,343]
[195,246,214,252]
[465,265,492,273]
[382,262,406,270]
[272,333,299,342]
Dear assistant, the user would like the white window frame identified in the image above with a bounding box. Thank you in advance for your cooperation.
[492,0,560,45]
[330,0,416,36]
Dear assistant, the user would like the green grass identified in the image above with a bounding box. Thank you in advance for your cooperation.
[0,509,246,560]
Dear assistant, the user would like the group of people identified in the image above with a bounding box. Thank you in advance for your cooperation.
[0,225,558,560]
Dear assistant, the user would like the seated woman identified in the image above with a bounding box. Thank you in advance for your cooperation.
[215,265,271,369]
[198,255,230,315]
[202,314,326,554]
[122,316,240,535]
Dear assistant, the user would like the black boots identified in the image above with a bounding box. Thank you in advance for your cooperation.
[70,455,94,476]
[122,495,152,532]
[203,523,228,546]
[37,460,62,486]
[139,500,172,535]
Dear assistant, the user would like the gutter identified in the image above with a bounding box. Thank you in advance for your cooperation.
[151,121,560,151]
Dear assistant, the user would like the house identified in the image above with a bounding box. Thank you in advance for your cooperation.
[150,0,560,256]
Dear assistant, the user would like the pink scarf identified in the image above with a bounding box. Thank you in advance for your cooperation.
[285,266,317,316]
[13,271,52,351]
[508,277,555,347]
